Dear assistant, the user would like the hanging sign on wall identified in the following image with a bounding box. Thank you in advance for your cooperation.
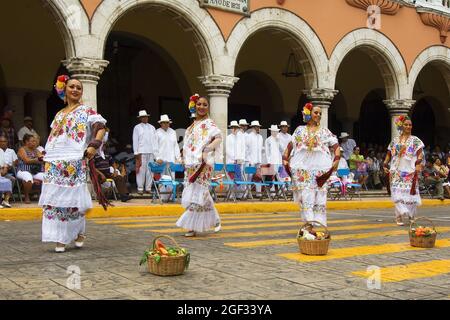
[199,0,250,16]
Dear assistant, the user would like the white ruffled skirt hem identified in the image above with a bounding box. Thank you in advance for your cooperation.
[42,216,86,245]
[39,183,92,212]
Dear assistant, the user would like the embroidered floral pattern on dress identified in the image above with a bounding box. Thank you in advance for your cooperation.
[292,168,327,190]
[48,106,98,144]
[43,205,85,222]
[44,159,87,187]
[292,126,336,153]
[185,165,212,188]
[185,119,218,155]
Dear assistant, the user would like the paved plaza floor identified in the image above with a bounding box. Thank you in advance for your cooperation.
[0,206,449,300]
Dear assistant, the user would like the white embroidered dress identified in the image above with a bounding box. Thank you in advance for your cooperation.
[39,105,106,244]
[388,135,424,218]
[176,118,222,232]
[289,126,338,226]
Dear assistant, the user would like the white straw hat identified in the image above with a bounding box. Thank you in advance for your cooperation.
[158,114,172,123]
[268,125,280,132]
[279,121,290,127]
[339,132,350,138]
[239,119,249,126]
[229,120,240,128]
[250,120,262,127]
[137,110,150,118]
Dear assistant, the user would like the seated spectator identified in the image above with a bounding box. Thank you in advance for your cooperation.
[94,151,131,202]
[17,117,37,146]
[336,147,349,170]
[431,145,445,161]
[433,157,450,198]
[349,146,368,186]
[0,118,16,150]
[0,151,12,208]
[34,134,45,154]
[0,136,18,182]
[366,149,382,189]
[423,157,444,200]
[16,134,44,203]
[115,144,135,182]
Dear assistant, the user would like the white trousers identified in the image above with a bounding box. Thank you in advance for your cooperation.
[17,171,44,183]
[136,153,154,192]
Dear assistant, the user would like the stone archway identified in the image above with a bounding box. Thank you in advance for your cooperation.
[329,28,408,100]
[90,0,225,76]
[409,46,450,99]
[226,8,329,89]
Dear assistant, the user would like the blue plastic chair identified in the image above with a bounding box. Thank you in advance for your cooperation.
[212,163,237,201]
[242,166,272,200]
[337,168,361,200]
[148,162,180,203]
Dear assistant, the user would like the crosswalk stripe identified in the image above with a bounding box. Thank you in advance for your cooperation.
[351,260,450,282]
[91,213,295,223]
[278,239,450,263]
[224,227,450,248]
[134,219,366,231]
[94,216,301,225]
[167,223,409,240]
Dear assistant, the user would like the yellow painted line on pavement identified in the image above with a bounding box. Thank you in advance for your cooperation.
[178,223,407,240]
[92,213,295,223]
[278,239,450,263]
[224,227,450,248]
[94,216,300,225]
[1,199,447,221]
[352,260,450,282]
[128,219,366,231]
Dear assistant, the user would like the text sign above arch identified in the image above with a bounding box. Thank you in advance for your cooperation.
[199,0,250,16]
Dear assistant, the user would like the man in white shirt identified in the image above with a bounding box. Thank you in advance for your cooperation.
[339,132,357,161]
[155,115,181,201]
[246,121,264,194]
[265,125,283,168]
[278,121,292,154]
[239,119,250,167]
[17,117,38,145]
[0,136,17,206]
[155,115,181,164]
[226,121,246,165]
[132,110,158,195]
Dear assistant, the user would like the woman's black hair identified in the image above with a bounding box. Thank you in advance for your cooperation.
[23,133,35,144]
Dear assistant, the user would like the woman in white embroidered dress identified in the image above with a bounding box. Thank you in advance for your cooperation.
[283,103,340,226]
[176,96,222,237]
[39,76,107,252]
[383,116,424,226]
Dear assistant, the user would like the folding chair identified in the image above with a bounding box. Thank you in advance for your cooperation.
[168,162,185,202]
[102,178,118,201]
[148,162,169,203]
[212,163,236,202]
[10,165,22,203]
[262,165,288,201]
[339,168,362,200]
[419,173,435,199]
[242,166,272,201]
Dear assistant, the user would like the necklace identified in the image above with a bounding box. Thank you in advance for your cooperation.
[305,125,319,151]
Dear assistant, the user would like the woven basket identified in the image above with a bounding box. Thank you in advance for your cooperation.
[297,221,331,255]
[409,217,437,248]
[147,235,189,276]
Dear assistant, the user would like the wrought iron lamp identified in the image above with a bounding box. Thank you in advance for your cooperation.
[282,52,302,77]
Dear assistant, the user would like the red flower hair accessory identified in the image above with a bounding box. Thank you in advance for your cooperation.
[55,75,70,101]
[188,93,200,115]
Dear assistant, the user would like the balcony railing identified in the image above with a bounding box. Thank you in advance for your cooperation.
[411,0,450,15]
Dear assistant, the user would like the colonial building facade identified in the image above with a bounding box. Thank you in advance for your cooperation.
[1,0,449,148]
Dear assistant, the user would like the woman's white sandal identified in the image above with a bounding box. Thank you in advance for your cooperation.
[55,245,65,253]
[75,235,86,248]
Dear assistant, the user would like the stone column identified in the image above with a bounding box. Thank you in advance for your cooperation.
[31,90,50,141]
[199,75,239,159]
[62,57,109,110]
[7,88,26,132]
[303,88,339,128]
[383,99,415,140]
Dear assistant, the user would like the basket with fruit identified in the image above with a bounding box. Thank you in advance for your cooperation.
[139,235,190,276]
[409,217,437,248]
[297,221,331,255]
